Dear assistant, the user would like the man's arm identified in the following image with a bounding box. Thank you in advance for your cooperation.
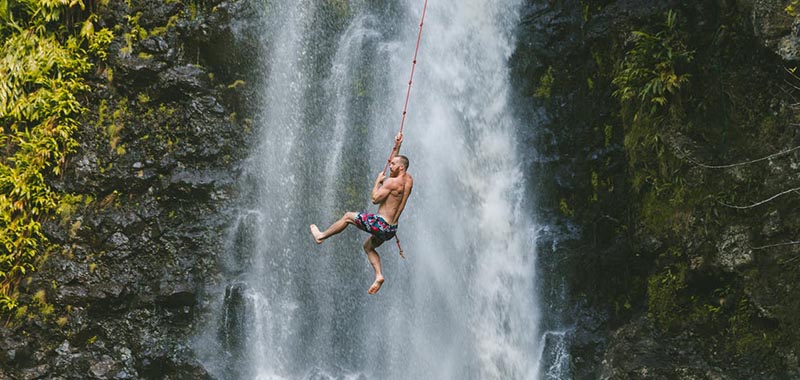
[389,132,403,159]
[371,171,391,204]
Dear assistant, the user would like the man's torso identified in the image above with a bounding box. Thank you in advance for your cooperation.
[376,174,411,224]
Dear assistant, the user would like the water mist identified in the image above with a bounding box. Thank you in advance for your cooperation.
[195,1,543,379]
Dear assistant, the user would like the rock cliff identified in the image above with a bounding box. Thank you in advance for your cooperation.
[514,0,800,378]
[1,0,260,378]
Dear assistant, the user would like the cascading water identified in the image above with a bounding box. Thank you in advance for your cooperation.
[195,1,544,379]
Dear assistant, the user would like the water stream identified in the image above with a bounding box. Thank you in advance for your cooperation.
[195,1,545,378]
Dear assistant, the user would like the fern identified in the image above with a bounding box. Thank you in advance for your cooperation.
[613,10,694,122]
[0,0,112,318]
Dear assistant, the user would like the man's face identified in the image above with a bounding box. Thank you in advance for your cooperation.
[389,157,403,176]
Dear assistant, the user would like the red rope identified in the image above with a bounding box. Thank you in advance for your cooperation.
[383,0,428,173]
[384,0,428,259]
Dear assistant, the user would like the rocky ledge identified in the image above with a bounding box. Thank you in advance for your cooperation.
[0,0,261,379]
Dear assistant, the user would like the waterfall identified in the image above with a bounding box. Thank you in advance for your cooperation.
[195,1,542,379]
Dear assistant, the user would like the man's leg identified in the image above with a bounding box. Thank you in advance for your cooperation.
[363,237,385,294]
[310,212,358,244]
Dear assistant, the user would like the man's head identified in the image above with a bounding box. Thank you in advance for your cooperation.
[397,155,409,170]
[389,155,409,175]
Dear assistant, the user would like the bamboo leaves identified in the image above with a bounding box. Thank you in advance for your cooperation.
[1,0,107,316]
[612,11,694,121]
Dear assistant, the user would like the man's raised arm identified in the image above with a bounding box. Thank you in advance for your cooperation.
[389,132,403,159]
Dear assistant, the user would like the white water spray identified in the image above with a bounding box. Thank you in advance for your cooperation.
[195,1,543,379]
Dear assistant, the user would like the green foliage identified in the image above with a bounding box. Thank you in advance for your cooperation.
[600,5,795,373]
[95,97,129,155]
[613,10,693,122]
[120,12,146,56]
[55,193,84,224]
[81,16,114,60]
[647,258,724,332]
[582,3,590,23]
[227,79,246,89]
[534,66,554,99]
[609,11,700,238]
[647,260,782,363]
[727,296,779,363]
[603,124,613,146]
[137,92,150,104]
[0,0,110,317]
[787,0,800,17]
[637,173,701,236]
[647,262,688,331]
[590,170,599,202]
[559,198,574,216]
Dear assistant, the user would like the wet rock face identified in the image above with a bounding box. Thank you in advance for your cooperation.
[2,0,260,379]
[599,318,729,380]
[714,226,754,271]
[516,0,800,378]
[746,0,800,61]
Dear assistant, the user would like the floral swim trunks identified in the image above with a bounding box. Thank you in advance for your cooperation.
[354,212,398,243]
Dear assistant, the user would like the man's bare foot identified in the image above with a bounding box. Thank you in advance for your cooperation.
[368,276,385,294]
[309,224,324,244]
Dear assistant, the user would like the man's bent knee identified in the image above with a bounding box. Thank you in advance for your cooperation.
[343,212,358,224]
[363,236,383,252]
[363,237,375,252]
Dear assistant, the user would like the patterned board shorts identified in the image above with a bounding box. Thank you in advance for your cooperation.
[354,212,398,243]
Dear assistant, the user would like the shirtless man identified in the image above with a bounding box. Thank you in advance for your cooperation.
[310,133,413,294]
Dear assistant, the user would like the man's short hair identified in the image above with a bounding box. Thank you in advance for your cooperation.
[397,155,409,169]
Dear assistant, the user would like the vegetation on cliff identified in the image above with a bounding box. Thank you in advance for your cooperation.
[516,1,800,377]
[0,0,112,318]
[608,5,798,375]
[1,0,253,376]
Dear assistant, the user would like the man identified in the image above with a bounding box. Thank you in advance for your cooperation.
[310,133,413,294]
